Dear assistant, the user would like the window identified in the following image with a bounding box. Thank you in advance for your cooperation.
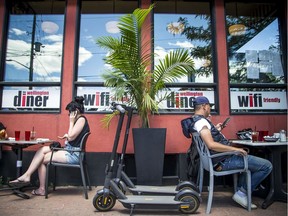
[78,14,123,82]
[154,0,216,113]
[0,0,65,112]
[226,0,287,114]
[76,0,138,112]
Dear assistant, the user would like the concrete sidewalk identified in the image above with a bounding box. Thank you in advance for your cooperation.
[0,185,287,216]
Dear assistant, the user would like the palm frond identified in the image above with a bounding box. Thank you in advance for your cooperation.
[100,111,119,129]
[96,4,195,128]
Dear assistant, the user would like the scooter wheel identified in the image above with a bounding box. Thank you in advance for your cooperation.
[177,182,200,193]
[93,193,116,211]
[178,193,200,214]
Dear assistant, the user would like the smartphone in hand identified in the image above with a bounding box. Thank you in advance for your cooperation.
[221,117,231,129]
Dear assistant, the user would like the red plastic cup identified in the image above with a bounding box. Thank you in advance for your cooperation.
[15,131,20,141]
[25,131,31,141]
[258,130,269,141]
[262,131,269,138]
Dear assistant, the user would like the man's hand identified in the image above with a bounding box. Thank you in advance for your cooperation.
[215,123,222,131]
[237,148,248,156]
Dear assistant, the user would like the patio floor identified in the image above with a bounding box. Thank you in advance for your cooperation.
[0,185,287,216]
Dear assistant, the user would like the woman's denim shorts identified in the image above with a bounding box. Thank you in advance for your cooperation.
[64,143,81,164]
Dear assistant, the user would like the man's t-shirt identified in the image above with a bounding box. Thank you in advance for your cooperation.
[193,118,211,132]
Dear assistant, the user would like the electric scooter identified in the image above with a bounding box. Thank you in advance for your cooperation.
[113,105,199,196]
[92,103,201,215]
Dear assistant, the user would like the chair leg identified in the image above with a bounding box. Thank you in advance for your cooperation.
[246,171,252,211]
[80,164,88,199]
[198,163,204,193]
[53,166,56,191]
[45,164,50,199]
[84,163,92,190]
[233,174,238,193]
[206,174,214,214]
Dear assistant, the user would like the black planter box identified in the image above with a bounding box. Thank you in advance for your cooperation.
[132,128,166,186]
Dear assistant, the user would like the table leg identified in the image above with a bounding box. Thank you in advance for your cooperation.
[261,146,287,209]
[261,170,274,209]
[14,147,23,178]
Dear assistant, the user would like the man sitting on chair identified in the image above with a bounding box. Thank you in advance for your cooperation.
[189,96,272,209]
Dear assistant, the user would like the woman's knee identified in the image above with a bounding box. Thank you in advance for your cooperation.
[43,153,52,164]
[38,146,50,154]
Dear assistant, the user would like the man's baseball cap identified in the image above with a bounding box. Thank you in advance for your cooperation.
[193,96,214,107]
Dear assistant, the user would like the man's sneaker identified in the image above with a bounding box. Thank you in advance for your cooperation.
[232,192,257,209]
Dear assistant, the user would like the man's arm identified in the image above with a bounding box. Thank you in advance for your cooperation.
[199,127,247,155]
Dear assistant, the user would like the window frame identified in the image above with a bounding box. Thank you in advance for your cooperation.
[0,0,66,113]
[225,0,287,115]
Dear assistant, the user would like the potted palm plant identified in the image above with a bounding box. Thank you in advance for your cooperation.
[97,4,195,185]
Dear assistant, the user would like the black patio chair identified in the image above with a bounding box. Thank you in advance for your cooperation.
[45,132,91,199]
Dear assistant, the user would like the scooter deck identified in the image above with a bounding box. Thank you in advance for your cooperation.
[129,185,177,195]
[119,195,184,209]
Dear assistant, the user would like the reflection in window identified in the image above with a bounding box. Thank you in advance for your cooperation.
[5,14,64,82]
[78,14,122,82]
[226,1,285,84]
[78,0,137,82]
[154,0,213,83]
[5,0,64,83]
[1,0,65,112]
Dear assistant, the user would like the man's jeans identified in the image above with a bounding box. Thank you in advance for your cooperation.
[221,154,273,192]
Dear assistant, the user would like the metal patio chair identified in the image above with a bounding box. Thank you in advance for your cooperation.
[192,132,251,214]
[45,132,92,199]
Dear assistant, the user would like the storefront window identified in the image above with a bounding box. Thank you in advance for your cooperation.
[77,1,137,83]
[76,0,138,113]
[226,1,287,113]
[154,0,215,113]
[0,0,65,112]
[78,14,123,82]
[154,0,213,83]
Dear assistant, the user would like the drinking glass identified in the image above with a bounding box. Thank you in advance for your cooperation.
[15,131,20,141]
[30,131,36,140]
[25,131,31,141]
[251,131,259,142]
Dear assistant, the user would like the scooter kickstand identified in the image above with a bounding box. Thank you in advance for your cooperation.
[129,204,135,216]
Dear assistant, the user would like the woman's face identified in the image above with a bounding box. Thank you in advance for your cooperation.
[68,109,79,116]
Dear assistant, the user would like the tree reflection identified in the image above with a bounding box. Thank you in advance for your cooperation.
[178,9,284,84]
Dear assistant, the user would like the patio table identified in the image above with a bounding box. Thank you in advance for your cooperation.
[0,138,53,177]
[231,139,288,209]
[0,138,53,199]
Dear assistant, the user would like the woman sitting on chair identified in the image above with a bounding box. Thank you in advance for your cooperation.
[9,96,90,196]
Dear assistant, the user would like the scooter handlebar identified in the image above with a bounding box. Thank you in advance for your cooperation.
[111,102,126,113]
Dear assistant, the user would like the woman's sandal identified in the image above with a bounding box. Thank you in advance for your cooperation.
[31,189,45,196]
[9,179,30,187]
